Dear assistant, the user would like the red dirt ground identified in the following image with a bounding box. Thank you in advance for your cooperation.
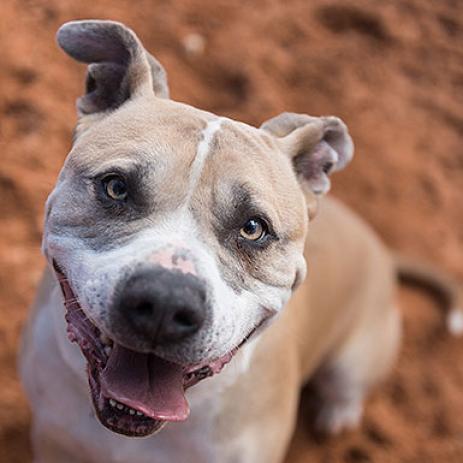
[1,0,462,461]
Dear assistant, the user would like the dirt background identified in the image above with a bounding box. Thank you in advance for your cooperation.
[1,0,462,461]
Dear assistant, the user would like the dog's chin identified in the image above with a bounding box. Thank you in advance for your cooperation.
[53,261,261,438]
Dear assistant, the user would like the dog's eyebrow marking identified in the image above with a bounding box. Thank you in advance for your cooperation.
[184,117,224,206]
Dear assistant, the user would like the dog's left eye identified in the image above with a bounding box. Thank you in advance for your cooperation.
[240,218,268,242]
[102,175,128,201]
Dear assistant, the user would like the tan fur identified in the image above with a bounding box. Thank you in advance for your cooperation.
[209,197,401,460]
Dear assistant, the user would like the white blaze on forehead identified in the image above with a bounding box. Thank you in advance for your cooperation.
[184,117,224,206]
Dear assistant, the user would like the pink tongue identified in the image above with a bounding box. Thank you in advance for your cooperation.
[100,344,189,421]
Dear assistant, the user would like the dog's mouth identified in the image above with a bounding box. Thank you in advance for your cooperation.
[53,262,264,438]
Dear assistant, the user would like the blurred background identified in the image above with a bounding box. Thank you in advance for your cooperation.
[1,0,462,461]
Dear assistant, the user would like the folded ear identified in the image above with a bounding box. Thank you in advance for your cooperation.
[261,112,354,195]
[57,20,169,116]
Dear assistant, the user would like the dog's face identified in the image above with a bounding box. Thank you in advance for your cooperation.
[43,20,353,437]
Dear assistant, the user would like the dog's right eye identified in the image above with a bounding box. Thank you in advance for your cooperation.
[240,217,268,242]
[102,175,128,201]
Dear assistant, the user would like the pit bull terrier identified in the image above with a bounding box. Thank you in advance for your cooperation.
[20,20,463,463]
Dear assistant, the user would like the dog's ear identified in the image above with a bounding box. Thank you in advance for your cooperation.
[57,20,169,116]
[261,112,353,195]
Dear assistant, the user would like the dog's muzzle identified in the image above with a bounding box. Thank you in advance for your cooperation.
[55,258,260,438]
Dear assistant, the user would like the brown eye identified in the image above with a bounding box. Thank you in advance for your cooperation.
[240,218,267,241]
[102,175,128,201]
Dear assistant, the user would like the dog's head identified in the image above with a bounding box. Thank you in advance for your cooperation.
[44,20,353,437]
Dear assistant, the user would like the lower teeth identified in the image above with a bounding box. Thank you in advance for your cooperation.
[100,334,112,345]
[109,399,144,417]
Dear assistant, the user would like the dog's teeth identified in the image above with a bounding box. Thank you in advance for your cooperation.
[104,346,112,356]
[116,403,124,410]
[129,409,136,415]
[136,411,143,416]
[109,399,116,407]
[100,334,111,345]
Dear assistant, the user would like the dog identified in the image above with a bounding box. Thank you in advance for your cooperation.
[20,20,463,463]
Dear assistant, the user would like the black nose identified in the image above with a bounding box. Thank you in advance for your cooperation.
[115,267,207,344]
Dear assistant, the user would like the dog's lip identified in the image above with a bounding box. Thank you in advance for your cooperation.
[183,315,271,375]
[53,259,273,369]
[52,259,275,436]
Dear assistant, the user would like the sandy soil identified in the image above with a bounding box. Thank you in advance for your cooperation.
[1,0,462,461]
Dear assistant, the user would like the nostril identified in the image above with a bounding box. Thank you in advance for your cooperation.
[173,309,199,330]
[135,301,154,317]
